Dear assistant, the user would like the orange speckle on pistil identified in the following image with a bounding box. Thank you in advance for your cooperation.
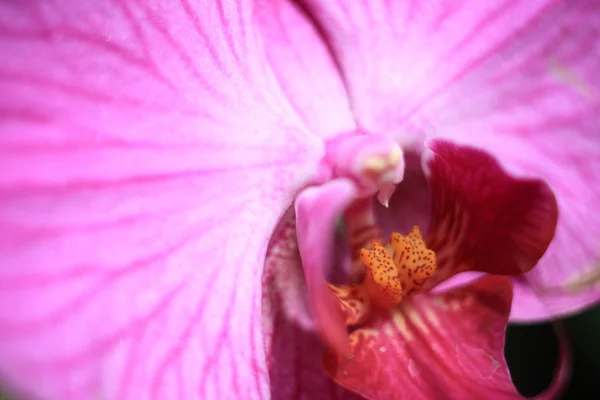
[329,226,437,327]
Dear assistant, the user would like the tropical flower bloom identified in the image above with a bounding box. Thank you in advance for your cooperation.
[264,137,562,399]
[0,1,597,400]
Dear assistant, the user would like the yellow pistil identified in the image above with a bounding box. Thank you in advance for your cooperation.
[389,226,436,297]
[329,226,436,326]
[360,241,403,304]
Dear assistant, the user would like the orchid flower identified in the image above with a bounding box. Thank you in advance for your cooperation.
[264,137,562,399]
[0,1,598,400]
[258,0,600,323]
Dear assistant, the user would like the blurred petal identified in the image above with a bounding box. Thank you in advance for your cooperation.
[0,1,321,399]
[255,0,356,138]
[295,179,357,356]
[323,276,564,400]
[511,277,600,323]
[297,0,600,320]
[424,140,558,285]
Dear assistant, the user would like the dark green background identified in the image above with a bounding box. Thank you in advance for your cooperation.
[1,304,599,399]
[506,304,600,399]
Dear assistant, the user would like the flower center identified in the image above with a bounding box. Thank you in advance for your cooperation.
[329,226,437,326]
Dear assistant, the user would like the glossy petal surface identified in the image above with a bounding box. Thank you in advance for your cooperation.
[323,276,562,400]
[424,140,558,285]
[0,1,320,399]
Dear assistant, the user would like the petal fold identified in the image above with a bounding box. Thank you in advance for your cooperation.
[295,179,358,356]
[424,140,558,285]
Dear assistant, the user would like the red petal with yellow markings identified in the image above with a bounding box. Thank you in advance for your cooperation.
[323,276,562,400]
[425,140,558,282]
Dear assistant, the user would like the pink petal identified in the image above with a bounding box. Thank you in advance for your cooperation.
[295,179,358,357]
[424,140,558,285]
[323,276,565,400]
[255,0,356,138]
[297,0,600,320]
[0,1,321,399]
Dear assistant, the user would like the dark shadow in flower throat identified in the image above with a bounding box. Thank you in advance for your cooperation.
[374,151,431,239]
